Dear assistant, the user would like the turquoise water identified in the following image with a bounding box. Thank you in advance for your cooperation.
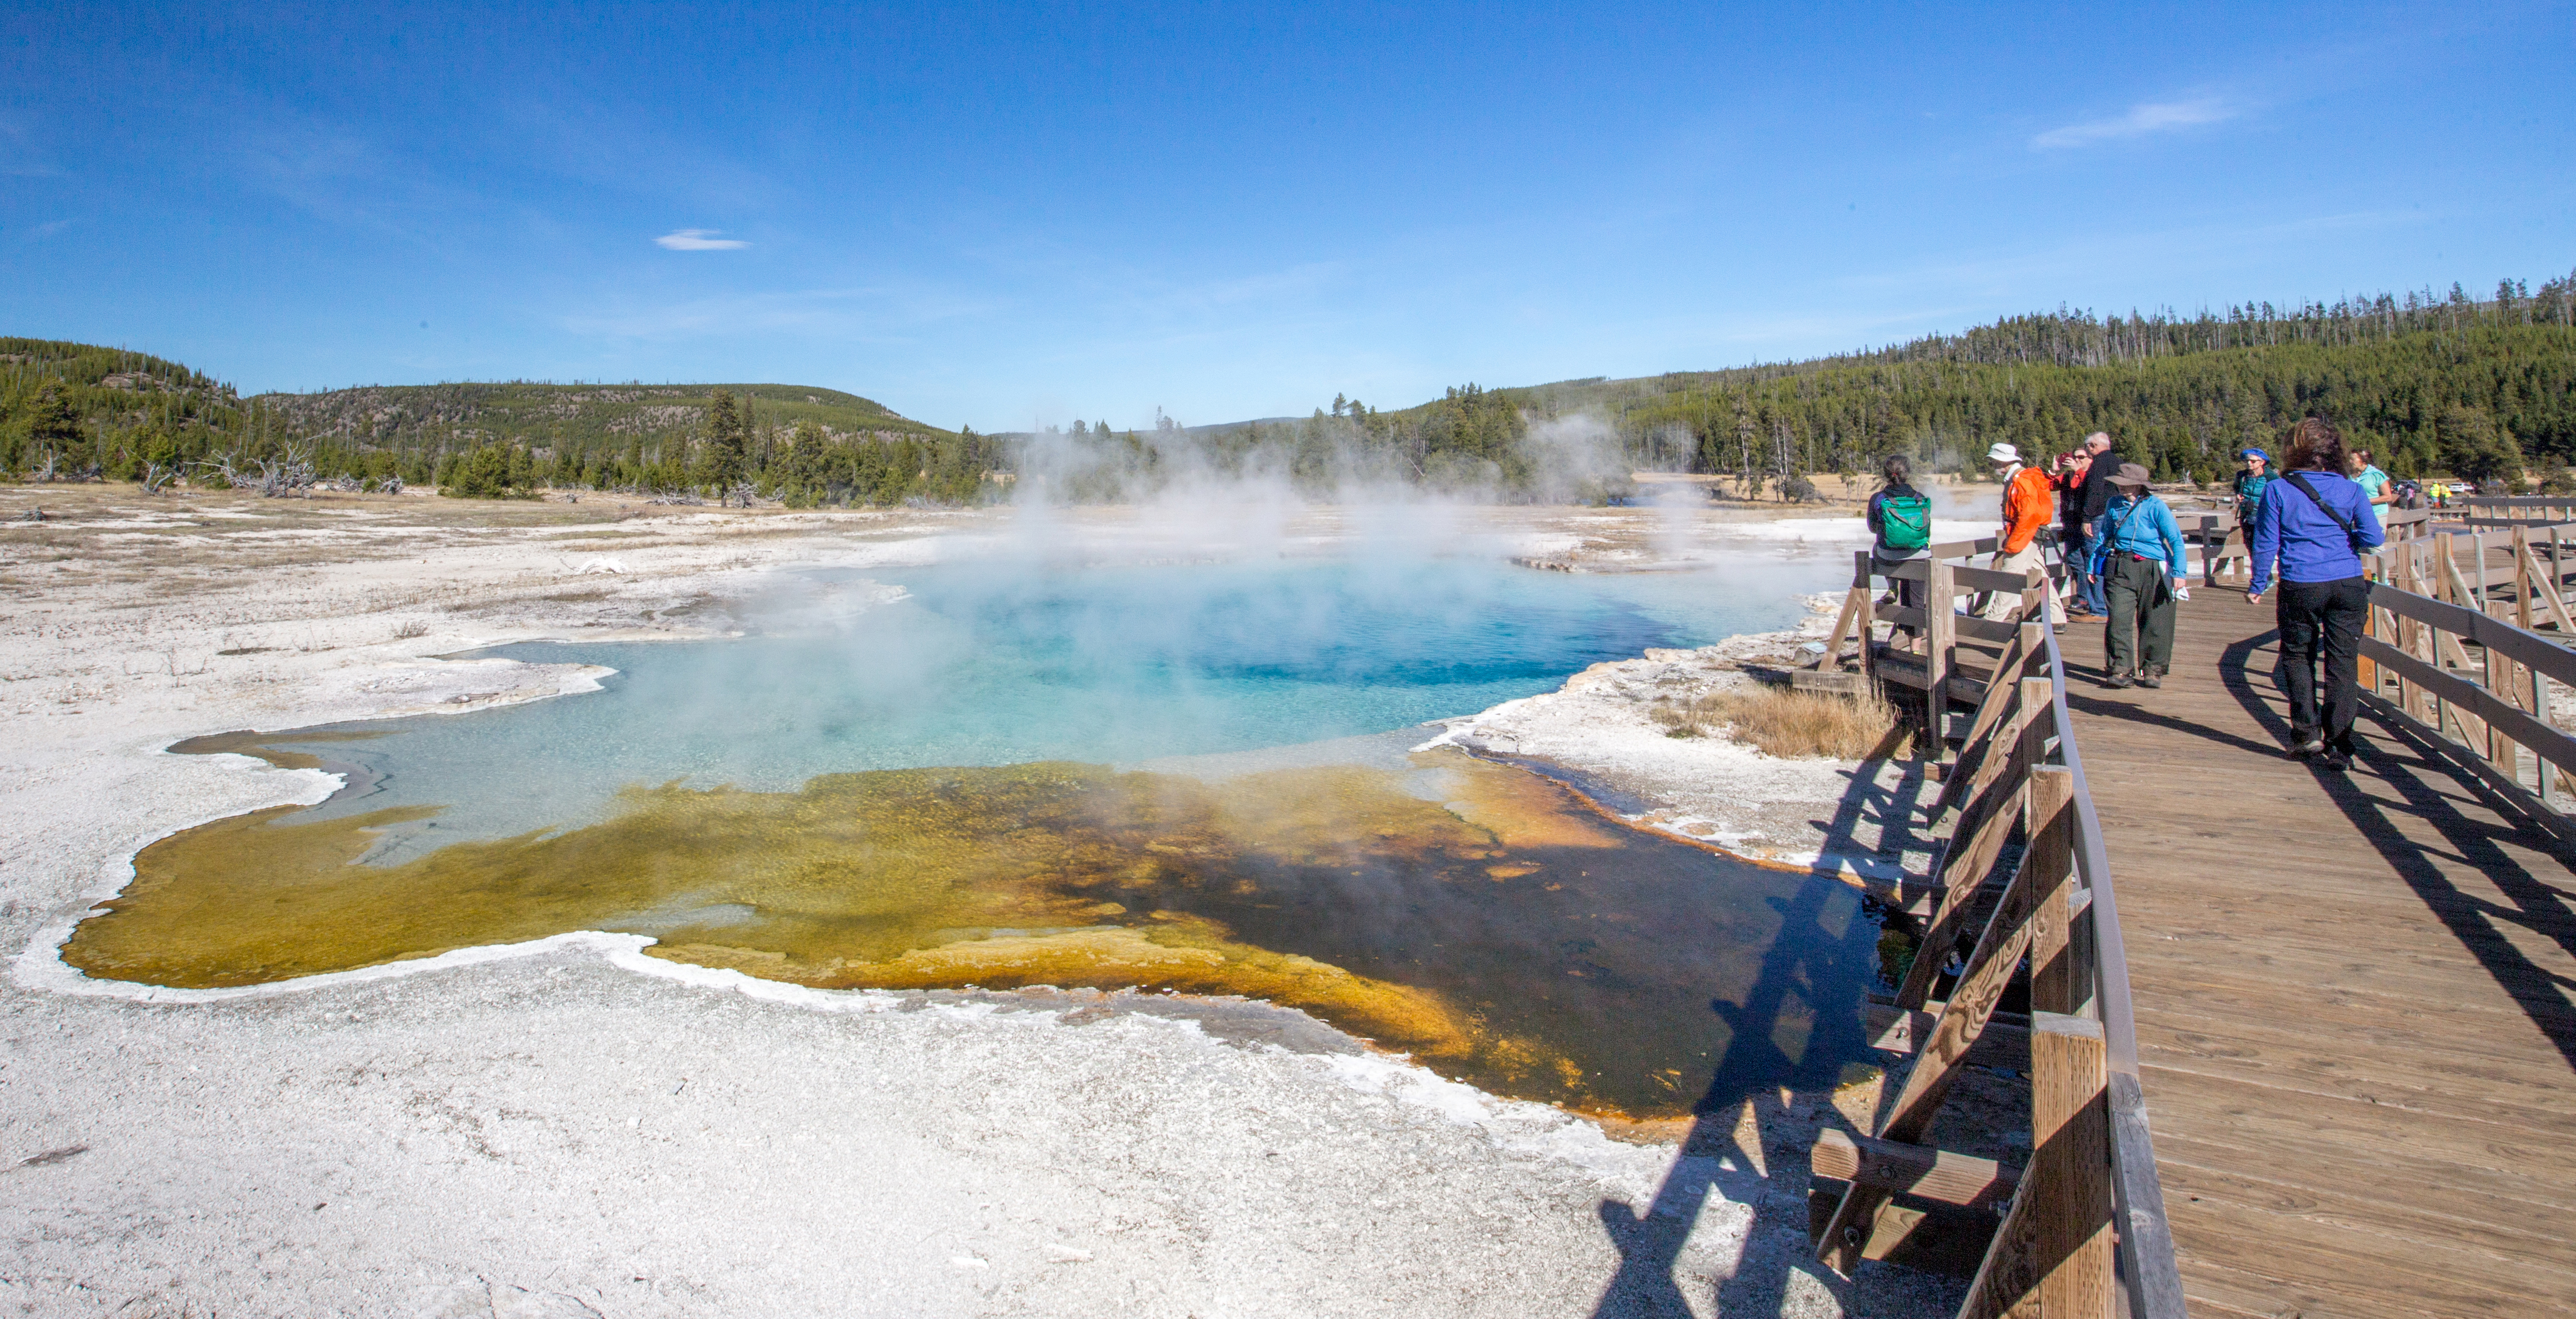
[259,556,1837,854]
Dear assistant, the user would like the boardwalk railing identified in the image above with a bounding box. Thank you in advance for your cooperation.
[2457,495,2576,526]
[1811,535,2046,760]
[1806,618,2187,1319]
[2190,504,2435,585]
[2365,529,2576,844]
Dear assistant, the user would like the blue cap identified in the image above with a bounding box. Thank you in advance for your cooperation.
[2241,448,2269,461]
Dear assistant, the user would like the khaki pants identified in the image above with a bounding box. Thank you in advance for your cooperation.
[1985,544,2066,624]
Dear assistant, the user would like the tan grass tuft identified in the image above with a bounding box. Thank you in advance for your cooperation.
[1651,685,1907,760]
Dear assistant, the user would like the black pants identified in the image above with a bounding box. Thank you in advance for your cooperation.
[2276,576,2370,753]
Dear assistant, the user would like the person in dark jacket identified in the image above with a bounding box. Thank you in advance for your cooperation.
[1865,454,1932,646]
[2064,432,2117,615]
[2249,417,2387,771]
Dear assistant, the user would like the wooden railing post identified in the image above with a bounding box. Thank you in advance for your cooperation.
[1928,558,1956,764]
[1858,553,1879,684]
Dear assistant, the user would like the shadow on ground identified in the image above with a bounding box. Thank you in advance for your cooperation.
[1589,750,1967,1317]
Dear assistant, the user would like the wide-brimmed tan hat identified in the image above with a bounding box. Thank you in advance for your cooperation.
[1985,442,2021,464]
[2107,462,2152,489]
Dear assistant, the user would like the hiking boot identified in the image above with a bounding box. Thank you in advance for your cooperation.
[2103,672,2135,689]
[2315,749,2352,772]
[2136,673,2162,688]
[2291,736,2324,758]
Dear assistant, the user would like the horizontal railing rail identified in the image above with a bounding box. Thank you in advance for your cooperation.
[2363,527,2576,844]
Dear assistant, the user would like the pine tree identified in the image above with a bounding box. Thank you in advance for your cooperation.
[699,389,748,491]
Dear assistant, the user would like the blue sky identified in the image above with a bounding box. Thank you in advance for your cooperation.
[4,2,2570,432]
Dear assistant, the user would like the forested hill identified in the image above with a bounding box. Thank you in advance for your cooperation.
[0,347,1001,504]
[1402,273,2576,488]
[251,380,949,451]
[1093,270,2575,499]
[0,337,246,479]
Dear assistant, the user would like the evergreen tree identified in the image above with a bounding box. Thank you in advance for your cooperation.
[698,389,748,490]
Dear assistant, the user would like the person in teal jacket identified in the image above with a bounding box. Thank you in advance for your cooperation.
[2089,463,2190,688]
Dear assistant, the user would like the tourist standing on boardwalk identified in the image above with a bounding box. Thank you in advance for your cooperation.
[2069,432,2118,616]
[1865,454,1933,646]
[1986,442,2067,626]
[2349,449,2394,526]
[2207,448,2274,583]
[2091,463,2188,687]
[2249,418,2387,771]
[2052,448,2095,612]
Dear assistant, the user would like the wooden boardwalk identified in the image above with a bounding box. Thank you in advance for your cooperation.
[2059,588,2576,1318]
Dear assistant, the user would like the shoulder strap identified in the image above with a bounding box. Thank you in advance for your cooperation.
[2281,471,2358,534]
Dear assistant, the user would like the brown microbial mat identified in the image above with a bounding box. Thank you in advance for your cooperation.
[69,744,1884,1119]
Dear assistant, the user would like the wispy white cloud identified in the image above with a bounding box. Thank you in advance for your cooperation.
[654,228,748,251]
[2032,96,2234,150]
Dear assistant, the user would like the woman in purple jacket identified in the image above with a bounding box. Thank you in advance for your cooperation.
[2248,418,2386,770]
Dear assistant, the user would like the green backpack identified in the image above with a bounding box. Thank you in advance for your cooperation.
[1880,492,1932,554]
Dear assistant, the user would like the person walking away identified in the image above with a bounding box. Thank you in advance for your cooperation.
[1865,454,1934,649]
[2349,448,2394,526]
[1984,442,2066,626]
[2092,463,2189,688]
[2249,418,2387,770]
[2071,432,2119,616]
[2208,448,2274,584]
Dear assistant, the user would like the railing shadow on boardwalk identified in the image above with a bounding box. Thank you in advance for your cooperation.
[2211,627,2576,1073]
[1590,736,1962,1318]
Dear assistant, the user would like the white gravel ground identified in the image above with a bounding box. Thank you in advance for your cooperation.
[0,491,1960,1317]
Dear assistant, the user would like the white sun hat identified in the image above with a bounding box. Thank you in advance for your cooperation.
[1985,442,2022,464]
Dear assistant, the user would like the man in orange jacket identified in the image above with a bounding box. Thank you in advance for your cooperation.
[1985,442,2066,626]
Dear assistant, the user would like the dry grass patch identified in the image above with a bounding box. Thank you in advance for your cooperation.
[1652,685,1908,760]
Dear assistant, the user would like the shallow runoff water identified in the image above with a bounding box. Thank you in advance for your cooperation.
[80,554,1893,1119]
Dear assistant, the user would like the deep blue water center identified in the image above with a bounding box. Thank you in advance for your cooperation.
[275,556,1835,851]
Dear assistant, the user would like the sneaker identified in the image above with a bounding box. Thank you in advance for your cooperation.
[2291,737,2324,758]
[2136,673,2162,688]
[2315,749,2352,771]
[2103,673,2135,689]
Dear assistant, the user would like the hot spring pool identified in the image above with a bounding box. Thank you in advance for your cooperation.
[72,556,1892,1119]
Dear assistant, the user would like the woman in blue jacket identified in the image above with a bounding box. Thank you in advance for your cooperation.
[2091,463,2189,688]
[2248,418,2387,770]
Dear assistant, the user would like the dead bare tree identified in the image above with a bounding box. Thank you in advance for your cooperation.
[190,447,317,497]
[30,449,59,483]
[140,461,176,495]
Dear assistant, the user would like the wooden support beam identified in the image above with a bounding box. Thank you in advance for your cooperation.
[2525,546,2576,636]
[1866,1000,2030,1062]
[1929,626,2037,820]
[1820,768,2074,1277]
[1816,584,1865,670]
[1810,1130,2020,1210]
[1899,683,2051,1009]
[1953,1013,2112,1319]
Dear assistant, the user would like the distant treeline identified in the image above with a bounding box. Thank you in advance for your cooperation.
[1009,387,1630,504]
[1008,271,2576,501]
[0,356,999,505]
[1537,272,2576,490]
[8,268,2572,502]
